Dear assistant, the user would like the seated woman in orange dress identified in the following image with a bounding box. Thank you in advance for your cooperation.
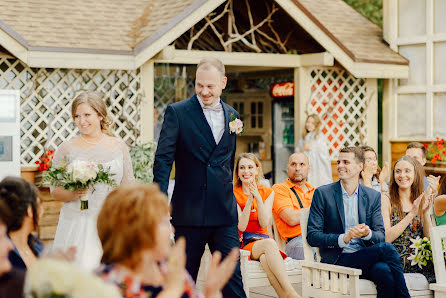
[234,153,299,298]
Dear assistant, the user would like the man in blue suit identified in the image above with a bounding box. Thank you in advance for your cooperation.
[307,147,410,297]
[154,58,245,297]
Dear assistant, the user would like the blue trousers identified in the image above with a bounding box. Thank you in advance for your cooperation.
[174,225,246,298]
[335,242,410,298]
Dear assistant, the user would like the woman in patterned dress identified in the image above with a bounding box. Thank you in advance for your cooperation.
[381,155,435,282]
[234,153,299,298]
[96,183,239,298]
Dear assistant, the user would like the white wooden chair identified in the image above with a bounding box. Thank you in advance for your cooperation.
[429,225,446,296]
[300,208,432,298]
[196,244,301,297]
[271,216,287,252]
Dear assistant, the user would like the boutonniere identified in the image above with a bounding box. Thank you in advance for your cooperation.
[229,113,244,135]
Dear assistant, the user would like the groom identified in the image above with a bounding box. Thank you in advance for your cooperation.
[154,58,246,297]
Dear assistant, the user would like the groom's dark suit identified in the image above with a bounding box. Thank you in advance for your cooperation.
[154,95,245,297]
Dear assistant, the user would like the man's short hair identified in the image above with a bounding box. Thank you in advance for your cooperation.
[197,58,225,76]
[406,142,427,158]
[340,147,365,164]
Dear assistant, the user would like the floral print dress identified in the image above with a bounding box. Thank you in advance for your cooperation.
[391,208,436,283]
[97,264,203,298]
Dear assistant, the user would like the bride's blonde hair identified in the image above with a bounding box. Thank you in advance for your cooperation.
[71,91,113,136]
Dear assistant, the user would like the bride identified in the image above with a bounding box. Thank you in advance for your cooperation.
[51,91,134,270]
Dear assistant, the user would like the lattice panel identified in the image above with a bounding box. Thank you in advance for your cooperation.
[154,65,194,123]
[0,57,142,167]
[307,67,368,159]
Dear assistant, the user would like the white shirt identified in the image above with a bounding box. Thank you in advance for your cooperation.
[197,96,225,144]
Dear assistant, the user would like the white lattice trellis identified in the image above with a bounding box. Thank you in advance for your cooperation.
[307,67,368,158]
[0,57,142,167]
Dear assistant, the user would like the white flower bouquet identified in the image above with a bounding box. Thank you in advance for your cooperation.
[41,158,116,210]
[408,236,433,269]
[24,259,120,298]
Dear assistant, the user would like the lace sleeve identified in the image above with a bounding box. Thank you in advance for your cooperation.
[119,139,135,184]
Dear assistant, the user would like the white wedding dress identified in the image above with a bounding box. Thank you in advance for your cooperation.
[296,131,333,188]
[51,136,134,271]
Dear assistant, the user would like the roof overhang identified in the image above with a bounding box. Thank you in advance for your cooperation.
[0,0,409,78]
[275,0,409,78]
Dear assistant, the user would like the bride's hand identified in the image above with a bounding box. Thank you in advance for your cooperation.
[73,188,88,200]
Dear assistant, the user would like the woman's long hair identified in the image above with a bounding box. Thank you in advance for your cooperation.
[302,114,321,139]
[389,155,425,223]
[233,153,264,189]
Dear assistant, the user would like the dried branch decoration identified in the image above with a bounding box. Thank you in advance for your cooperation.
[187,0,290,53]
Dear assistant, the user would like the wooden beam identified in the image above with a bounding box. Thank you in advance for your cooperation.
[140,59,155,143]
[0,28,27,62]
[154,46,334,67]
[300,52,334,66]
[26,51,135,70]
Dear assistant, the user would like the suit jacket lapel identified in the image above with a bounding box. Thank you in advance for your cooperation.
[217,102,231,146]
[186,95,216,148]
[335,181,345,230]
[358,185,367,224]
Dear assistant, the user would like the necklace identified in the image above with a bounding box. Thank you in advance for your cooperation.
[80,134,104,145]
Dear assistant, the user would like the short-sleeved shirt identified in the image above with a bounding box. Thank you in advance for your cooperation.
[272,179,315,240]
[234,185,273,238]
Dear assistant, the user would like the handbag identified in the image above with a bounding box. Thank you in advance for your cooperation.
[240,232,269,248]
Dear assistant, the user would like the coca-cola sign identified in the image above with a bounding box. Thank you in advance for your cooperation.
[270,82,294,98]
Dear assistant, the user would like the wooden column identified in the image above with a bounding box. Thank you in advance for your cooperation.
[382,79,396,166]
[140,59,155,143]
[366,78,378,150]
[294,67,309,149]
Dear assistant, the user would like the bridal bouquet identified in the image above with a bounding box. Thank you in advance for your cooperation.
[24,259,120,298]
[41,158,116,210]
[408,236,433,269]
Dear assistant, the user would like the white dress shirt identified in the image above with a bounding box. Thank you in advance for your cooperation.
[197,96,225,144]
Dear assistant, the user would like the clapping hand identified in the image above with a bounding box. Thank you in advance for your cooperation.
[422,192,435,214]
[427,175,441,195]
[361,165,375,186]
[379,162,390,184]
[248,180,261,201]
[344,224,370,243]
[164,237,186,297]
[410,192,425,216]
[204,248,239,298]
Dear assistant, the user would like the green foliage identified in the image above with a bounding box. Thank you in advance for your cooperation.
[40,158,116,191]
[343,0,383,28]
[129,142,157,183]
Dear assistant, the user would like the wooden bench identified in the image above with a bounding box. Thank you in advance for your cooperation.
[300,208,433,298]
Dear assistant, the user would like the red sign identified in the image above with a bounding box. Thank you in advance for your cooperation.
[270,82,294,98]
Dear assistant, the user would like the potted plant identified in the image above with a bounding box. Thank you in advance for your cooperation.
[34,149,54,185]
[129,142,157,183]
[425,138,446,165]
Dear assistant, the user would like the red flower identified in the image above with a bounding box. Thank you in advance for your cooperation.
[46,150,54,156]
[35,160,40,165]
[432,157,437,164]
[42,164,49,171]
[431,148,435,153]
[424,143,428,149]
